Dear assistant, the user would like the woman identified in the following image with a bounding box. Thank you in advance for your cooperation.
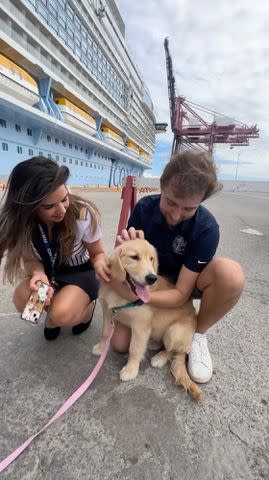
[0,156,109,340]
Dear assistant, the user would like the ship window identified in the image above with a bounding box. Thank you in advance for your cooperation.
[81,41,87,54]
[67,38,74,50]
[80,161,83,166]
[75,47,81,58]
[58,14,66,29]
[81,53,87,65]
[69,143,72,149]
[59,28,67,42]
[38,4,48,21]
[27,128,32,136]
[39,151,43,156]
[66,5,74,20]
[49,16,58,33]
[48,0,57,16]
[56,155,59,161]
[0,119,6,128]
[67,27,74,39]
[47,135,51,142]
[97,165,100,170]
[74,145,78,151]
[28,148,34,155]
[90,163,92,168]
[80,147,83,152]
[17,146,23,154]
[62,140,66,147]
[85,149,88,154]
[94,164,96,169]
[102,166,104,170]
[69,158,72,164]
[74,35,81,47]
[63,157,66,163]
[48,153,52,159]
[15,124,21,132]
[2,142,8,151]
[81,25,87,39]
[74,15,80,31]
[75,159,78,165]
[55,138,59,144]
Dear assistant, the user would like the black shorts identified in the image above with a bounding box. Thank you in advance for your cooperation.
[191,287,202,299]
[54,269,99,301]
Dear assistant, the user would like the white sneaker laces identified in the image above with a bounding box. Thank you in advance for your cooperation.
[191,335,210,365]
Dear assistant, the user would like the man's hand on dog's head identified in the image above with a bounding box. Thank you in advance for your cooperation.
[116,227,145,246]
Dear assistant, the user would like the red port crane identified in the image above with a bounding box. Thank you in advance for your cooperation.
[164,38,259,154]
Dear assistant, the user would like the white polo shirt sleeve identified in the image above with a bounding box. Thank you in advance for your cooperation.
[76,211,102,244]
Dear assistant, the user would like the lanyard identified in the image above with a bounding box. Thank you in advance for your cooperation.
[38,223,57,280]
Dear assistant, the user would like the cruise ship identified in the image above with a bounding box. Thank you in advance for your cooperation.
[0,0,156,186]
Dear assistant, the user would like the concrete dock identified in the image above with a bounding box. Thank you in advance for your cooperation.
[0,189,268,480]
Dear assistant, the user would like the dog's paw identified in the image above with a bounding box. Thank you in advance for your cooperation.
[92,342,102,356]
[151,351,170,368]
[120,364,139,381]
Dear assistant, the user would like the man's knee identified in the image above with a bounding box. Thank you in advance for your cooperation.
[111,323,131,353]
[212,257,245,295]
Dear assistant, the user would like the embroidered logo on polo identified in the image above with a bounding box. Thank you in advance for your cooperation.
[172,235,187,255]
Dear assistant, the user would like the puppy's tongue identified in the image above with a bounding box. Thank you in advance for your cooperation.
[135,284,150,303]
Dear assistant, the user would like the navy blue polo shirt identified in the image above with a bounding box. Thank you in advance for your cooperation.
[127,194,219,284]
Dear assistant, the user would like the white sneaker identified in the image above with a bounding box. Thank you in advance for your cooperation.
[187,333,213,383]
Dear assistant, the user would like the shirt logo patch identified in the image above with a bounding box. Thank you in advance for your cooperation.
[172,236,186,255]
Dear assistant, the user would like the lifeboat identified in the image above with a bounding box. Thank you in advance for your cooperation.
[101,126,124,149]
[126,139,140,158]
[139,148,151,161]
[0,53,39,106]
[55,98,96,135]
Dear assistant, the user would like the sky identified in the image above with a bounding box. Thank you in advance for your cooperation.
[116,0,269,180]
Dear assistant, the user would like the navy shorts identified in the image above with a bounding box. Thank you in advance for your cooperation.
[54,269,99,301]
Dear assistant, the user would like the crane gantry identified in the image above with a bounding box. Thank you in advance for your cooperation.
[164,38,259,155]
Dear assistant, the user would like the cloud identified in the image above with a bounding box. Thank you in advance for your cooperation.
[117,0,269,180]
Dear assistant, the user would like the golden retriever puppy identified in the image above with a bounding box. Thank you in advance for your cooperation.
[92,239,201,400]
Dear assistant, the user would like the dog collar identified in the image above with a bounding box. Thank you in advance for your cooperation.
[112,299,144,314]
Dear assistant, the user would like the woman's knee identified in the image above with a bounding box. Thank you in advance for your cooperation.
[13,280,30,312]
[111,323,131,353]
[49,303,77,327]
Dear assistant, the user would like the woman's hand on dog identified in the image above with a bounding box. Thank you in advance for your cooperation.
[94,258,111,282]
[116,227,144,246]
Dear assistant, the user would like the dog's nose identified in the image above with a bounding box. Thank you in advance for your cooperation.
[145,273,157,285]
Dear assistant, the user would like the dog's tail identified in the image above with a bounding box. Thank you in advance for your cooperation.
[171,353,202,401]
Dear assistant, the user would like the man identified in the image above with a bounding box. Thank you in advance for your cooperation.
[111,149,245,383]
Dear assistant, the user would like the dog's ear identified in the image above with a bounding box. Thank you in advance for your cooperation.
[151,247,159,273]
[109,248,126,282]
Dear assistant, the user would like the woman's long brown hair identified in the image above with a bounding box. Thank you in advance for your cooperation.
[0,157,100,283]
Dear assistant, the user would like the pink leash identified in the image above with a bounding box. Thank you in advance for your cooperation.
[0,323,115,474]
